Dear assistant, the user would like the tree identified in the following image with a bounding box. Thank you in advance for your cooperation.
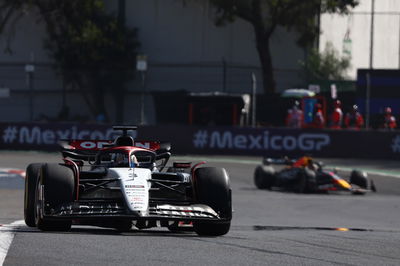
[37,1,140,122]
[0,1,140,122]
[204,0,358,93]
[301,42,351,81]
[0,0,28,53]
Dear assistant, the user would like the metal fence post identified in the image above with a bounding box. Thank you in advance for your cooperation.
[251,72,257,127]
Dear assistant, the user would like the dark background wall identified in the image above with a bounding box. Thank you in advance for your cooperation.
[1,122,399,160]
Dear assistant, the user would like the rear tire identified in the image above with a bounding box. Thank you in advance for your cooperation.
[350,170,368,189]
[193,167,231,236]
[254,166,275,189]
[24,163,44,227]
[35,163,74,231]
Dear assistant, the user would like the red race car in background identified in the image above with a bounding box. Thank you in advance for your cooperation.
[254,156,376,195]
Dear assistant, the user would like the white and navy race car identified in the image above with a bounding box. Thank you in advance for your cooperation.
[24,126,232,236]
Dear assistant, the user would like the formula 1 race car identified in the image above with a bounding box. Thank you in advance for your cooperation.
[254,156,376,195]
[24,126,232,236]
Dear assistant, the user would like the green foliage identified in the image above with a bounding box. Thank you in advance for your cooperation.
[209,0,358,46]
[0,0,29,53]
[203,0,358,92]
[0,0,140,120]
[301,42,351,81]
[42,1,139,72]
[40,0,140,120]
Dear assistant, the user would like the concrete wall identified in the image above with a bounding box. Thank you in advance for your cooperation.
[0,0,305,123]
[320,0,400,79]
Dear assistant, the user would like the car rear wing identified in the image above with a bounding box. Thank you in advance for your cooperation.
[59,139,170,151]
[262,157,296,166]
[59,139,171,161]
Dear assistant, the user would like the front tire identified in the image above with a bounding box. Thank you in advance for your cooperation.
[35,163,74,231]
[24,163,44,227]
[114,220,132,232]
[193,167,232,236]
[350,170,368,189]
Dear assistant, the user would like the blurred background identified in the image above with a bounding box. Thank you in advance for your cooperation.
[0,0,399,158]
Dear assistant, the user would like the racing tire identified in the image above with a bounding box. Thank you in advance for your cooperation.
[303,168,317,193]
[24,163,44,227]
[295,172,307,193]
[35,163,74,231]
[254,166,275,189]
[350,170,368,189]
[193,167,232,236]
[295,169,317,193]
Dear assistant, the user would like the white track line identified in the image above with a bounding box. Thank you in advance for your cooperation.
[0,220,24,265]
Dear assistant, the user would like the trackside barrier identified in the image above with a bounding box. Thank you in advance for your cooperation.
[0,123,120,151]
[0,122,399,159]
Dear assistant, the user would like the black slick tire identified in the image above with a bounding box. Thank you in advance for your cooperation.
[254,165,275,189]
[193,167,232,236]
[114,220,132,232]
[350,170,368,189]
[296,168,316,193]
[24,163,44,227]
[35,163,74,231]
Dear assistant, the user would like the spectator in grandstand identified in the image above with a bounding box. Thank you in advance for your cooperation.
[381,107,397,130]
[329,100,343,129]
[312,103,325,129]
[286,101,303,128]
[344,105,364,129]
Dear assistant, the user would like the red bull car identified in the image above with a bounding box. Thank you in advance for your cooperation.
[24,126,232,236]
[254,156,376,195]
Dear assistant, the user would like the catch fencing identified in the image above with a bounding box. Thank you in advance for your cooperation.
[0,62,301,123]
